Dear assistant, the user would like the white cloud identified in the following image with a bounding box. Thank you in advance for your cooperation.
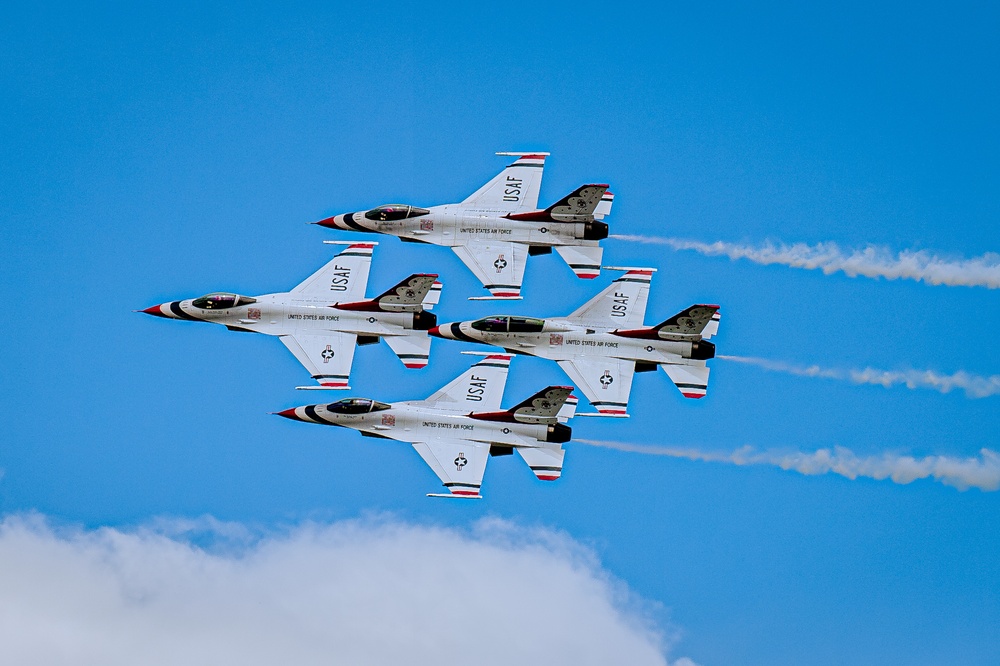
[719,355,1000,399]
[612,234,1000,289]
[577,440,1000,492]
[0,515,678,666]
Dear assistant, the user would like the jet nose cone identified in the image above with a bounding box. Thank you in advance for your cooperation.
[140,304,170,318]
[315,213,354,230]
[274,407,303,421]
[428,323,459,339]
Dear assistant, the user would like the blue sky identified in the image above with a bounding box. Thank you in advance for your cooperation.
[2,3,998,664]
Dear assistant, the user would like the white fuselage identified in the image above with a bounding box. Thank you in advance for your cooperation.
[286,401,558,449]
[157,293,419,338]
[333,204,600,249]
[437,318,706,367]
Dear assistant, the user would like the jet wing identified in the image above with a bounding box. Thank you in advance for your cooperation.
[279,332,358,388]
[290,243,374,301]
[412,440,490,498]
[420,354,511,411]
[462,153,546,212]
[452,241,528,298]
[661,362,710,399]
[565,268,653,329]
[558,356,635,416]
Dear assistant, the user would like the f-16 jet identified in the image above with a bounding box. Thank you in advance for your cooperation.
[429,268,720,416]
[315,153,614,299]
[141,242,441,389]
[275,354,578,498]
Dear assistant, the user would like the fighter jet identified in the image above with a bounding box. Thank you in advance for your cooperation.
[141,242,441,389]
[315,152,614,299]
[275,354,578,498]
[428,268,721,416]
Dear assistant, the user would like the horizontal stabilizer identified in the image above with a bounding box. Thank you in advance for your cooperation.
[517,445,566,481]
[383,333,432,369]
[661,363,711,399]
[295,385,350,390]
[427,493,482,499]
[555,245,603,279]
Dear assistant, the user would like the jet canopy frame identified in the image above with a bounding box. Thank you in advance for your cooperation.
[326,398,391,415]
[363,204,430,222]
[470,316,545,334]
[191,293,257,310]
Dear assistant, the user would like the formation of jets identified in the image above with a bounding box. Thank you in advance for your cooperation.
[143,153,722,498]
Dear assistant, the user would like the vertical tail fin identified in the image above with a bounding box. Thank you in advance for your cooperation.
[653,304,720,339]
[422,280,443,311]
[505,386,575,424]
[507,184,609,222]
[557,394,578,423]
[593,191,614,220]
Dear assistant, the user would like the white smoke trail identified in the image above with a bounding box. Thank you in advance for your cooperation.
[718,355,1000,399]
[611,235,1000,289]
[576,439,1000,492]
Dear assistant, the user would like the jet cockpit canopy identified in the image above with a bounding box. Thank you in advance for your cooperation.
[326,398,391,415]
[191,293,257,310]
[364,204,430,221]
[470,316,545,333]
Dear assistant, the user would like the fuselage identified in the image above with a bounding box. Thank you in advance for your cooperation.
[430,317,715,366]
[318,203,607,249]
[143,292,434,338]
[277,399,570,448]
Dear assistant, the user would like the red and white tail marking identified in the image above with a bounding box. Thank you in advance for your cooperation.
[594,191,614,220]
[511,154,547,167]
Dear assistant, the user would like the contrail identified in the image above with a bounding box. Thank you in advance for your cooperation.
[718,355,1000,399]
[575,439,1000,492]
[611,235,1000,289]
